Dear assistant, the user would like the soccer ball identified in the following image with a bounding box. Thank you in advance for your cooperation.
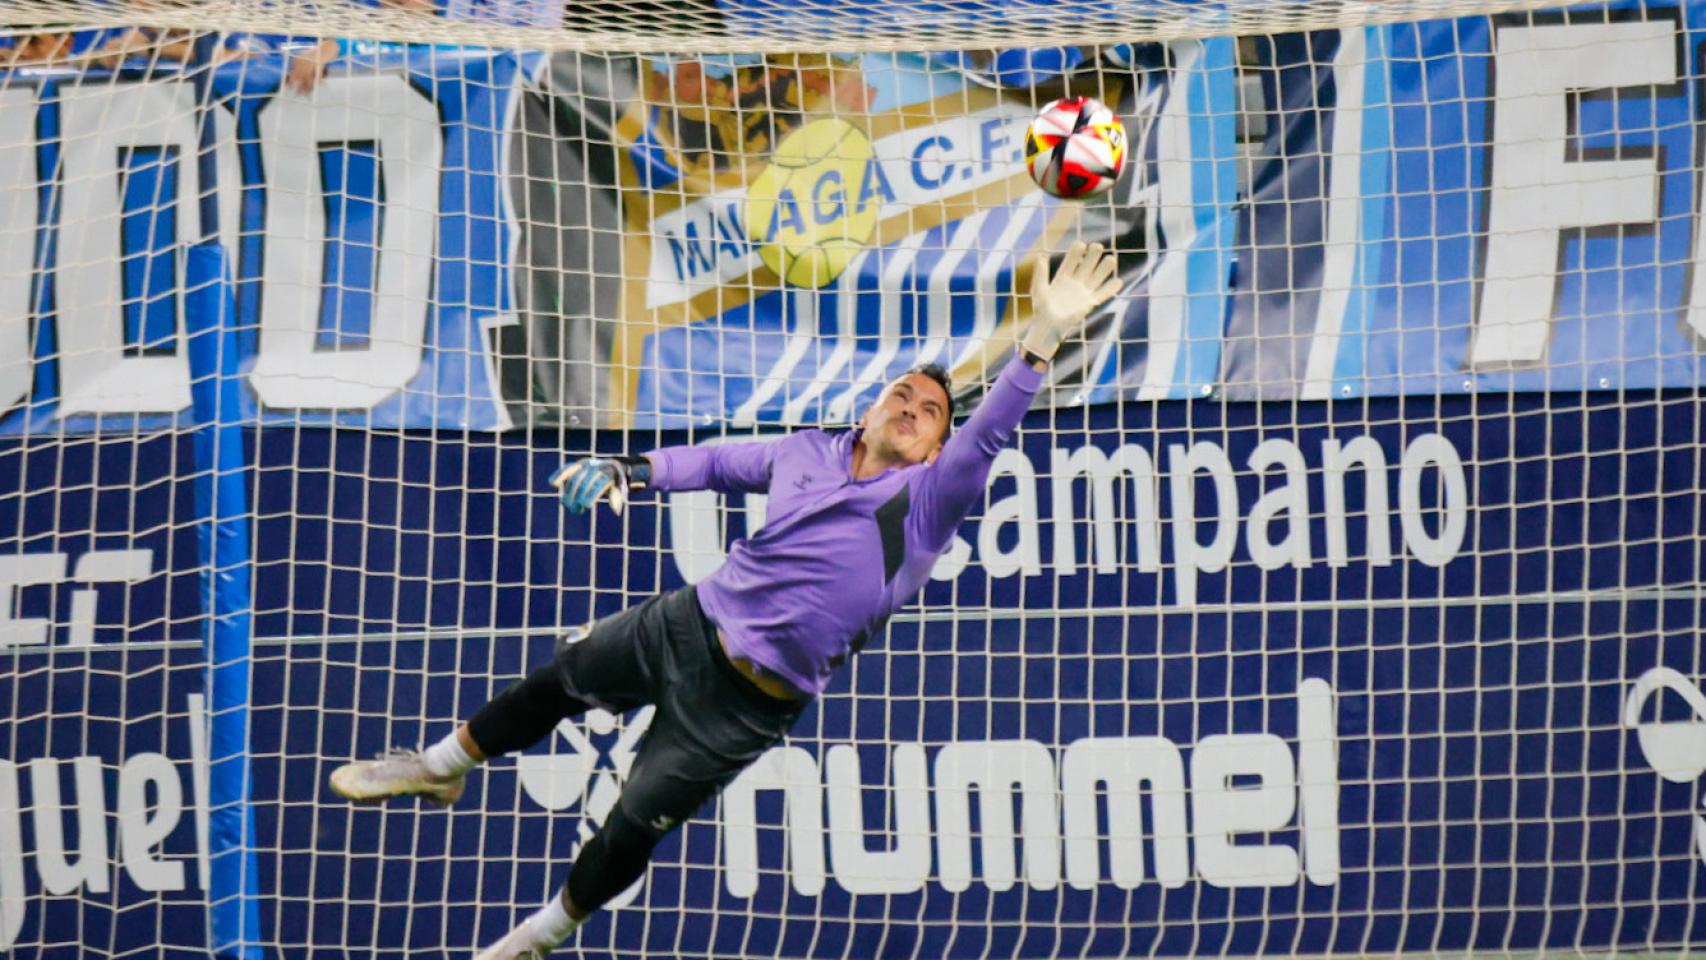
[1024,96,1126,199]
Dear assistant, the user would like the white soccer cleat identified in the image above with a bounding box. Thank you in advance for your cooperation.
[328,749,465,806]
[471,924,552,960]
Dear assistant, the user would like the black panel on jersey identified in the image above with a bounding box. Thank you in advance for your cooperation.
[874,485,912,583]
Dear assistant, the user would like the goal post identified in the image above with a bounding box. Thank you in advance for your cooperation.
[0,2,1703,958]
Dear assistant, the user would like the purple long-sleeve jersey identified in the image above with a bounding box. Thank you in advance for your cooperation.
[645,360,1043,695]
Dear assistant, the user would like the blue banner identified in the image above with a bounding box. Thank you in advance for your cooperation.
[0,47,534,436]
[610,47,1225,425]
[1,11,1705,958]
[5,19,1706,432]
[2,390,1702,954]
[1222,9,1706,399]
[612,9,1706,421]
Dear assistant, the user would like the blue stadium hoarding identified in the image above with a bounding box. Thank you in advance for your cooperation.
[0,46,534,436]
[1219,6,1706,400]
[0,6,1704,958]
[2,393,1703,956]
[3,6,1706,432]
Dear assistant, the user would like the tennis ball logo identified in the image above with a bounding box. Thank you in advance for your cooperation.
[746,118,889,289]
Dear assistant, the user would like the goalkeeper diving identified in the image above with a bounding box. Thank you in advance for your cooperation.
[327,242,1122,959]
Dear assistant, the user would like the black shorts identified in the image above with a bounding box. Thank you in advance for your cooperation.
[552,585,808,832]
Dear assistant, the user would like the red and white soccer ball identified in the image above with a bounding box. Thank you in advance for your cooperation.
[1024,96,1127,200]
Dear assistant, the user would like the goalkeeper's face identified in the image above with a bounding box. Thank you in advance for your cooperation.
[860,372,950,466]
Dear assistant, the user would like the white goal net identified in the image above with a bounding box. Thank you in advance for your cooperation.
[0,1,1703,958]
[1,0,1568,51]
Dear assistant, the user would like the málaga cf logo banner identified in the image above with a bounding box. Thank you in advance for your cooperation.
[599,48,1234,427]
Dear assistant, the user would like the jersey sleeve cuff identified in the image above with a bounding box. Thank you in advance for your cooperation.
[641,448,677,490]
[999,354,1046,395]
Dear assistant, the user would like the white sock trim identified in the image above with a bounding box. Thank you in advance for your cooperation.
[421,731,477,778]
[523,890,579,948]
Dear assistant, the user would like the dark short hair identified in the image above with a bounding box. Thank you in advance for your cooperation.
[904,363,955,442]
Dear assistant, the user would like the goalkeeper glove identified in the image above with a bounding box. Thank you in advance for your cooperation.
[550,456,651,515]
[1022,241,1123,363]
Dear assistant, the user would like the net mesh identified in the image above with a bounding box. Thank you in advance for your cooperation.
[0,2,1704,959]
[1,0,1567,52]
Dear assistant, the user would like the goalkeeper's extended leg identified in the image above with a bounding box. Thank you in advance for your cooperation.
[329,597,664,806]
[471,588,807,958]
[471,803,666,960]
[328,659,590,805]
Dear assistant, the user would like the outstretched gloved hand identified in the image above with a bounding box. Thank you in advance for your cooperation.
[1022,241,1123,363]
[550,456,651,514]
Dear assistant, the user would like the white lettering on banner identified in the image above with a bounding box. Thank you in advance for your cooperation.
[928,534,974,582]
[1474,20,1677,364]
[0,552,65,647]
[1245,438,1312,572]
[643,105,1032,311]
[979,448,1042,579]
[724,746,826,897]
[116,753,186,892]
[1397,434,1467,568]
[54,82,240,415]
[0,77,468,421]
[883,111,1029,205]
[1061,736,1190,889]
[1320,436,1392,568]
[0,88,35,413]
[646,191,755,309]
[0,696,213,949]
[185,692,210,890]
[668,433,1468,604]
[0,761,23,948]
[0,688,1337,919]
[66,549,154,647]
[934,740,1061,892]
[0,757,192,942]
[654,680,1339,896]
[1050,444,1161,577]
[1623,667,1706,865]
[1169,441,1240,606]
[0,549,157,648]
[823,743,931,894]
[251,75,440,410]
[1190,734,1298,887]
[28,756,110,894]
[1297,677,1341,884]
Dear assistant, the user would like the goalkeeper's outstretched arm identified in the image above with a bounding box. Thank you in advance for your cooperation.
[551,439,780,513]
[552,241,1116,530]
[911,241,1122,547]
[644,438,779,495]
